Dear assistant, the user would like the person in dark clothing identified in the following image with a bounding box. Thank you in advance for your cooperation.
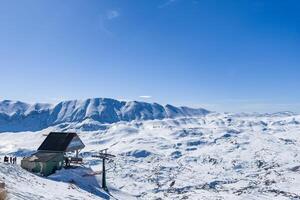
[65,157,69,167]
[9,157,12,163]
[4,156,8,163]
[14,157,17,164]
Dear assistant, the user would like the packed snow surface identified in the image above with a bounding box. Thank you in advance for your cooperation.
[0,109,300,199]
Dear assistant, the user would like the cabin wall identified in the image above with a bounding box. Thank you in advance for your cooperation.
[21,153,64,176]
[42,160,64,176]
[21,160,42,174]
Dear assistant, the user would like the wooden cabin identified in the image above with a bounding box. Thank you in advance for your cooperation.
[21,132,85,176]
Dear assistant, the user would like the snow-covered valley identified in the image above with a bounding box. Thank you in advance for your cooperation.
[0,99,300,199]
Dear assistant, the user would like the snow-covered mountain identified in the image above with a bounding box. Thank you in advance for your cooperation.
[0,98,209,132]
[1,99,299,199]
[0,112,300,199]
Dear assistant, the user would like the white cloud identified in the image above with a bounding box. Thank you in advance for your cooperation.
[139,95,152,99]
[159,0,177,8]
[116,98,131,102]
[99,10,120,35]
[106,10,120,20]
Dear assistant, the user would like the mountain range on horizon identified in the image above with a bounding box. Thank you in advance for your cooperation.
[0,98,210,133]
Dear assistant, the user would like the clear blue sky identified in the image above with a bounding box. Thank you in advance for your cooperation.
[0,0,299,112]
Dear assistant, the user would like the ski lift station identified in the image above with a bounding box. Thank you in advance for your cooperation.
[21,132,85,176]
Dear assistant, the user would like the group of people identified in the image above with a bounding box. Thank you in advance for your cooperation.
[3,156,17,164]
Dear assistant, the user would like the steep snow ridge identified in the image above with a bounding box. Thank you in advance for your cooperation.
[0,100,52,133]
[0,98,209,132]
[0,100,52,116]
[121,101,167,121]
[0,100,30,116]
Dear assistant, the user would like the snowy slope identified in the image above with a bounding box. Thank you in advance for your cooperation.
[0,112,300,199]
[0,99,209,132]
[0,163,104,200]
[0,159,136,200]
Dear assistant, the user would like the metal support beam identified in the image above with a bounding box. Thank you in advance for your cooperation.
[91,149,115,191]
[102,158,107,190]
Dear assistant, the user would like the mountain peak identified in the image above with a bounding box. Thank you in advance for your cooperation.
[0,98,209,132]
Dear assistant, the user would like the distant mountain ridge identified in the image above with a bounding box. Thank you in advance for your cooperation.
[0,98,210,132]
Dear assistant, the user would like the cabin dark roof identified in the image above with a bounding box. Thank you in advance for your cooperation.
[38,132,85,152]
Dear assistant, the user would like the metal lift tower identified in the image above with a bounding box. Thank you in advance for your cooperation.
[92,148,115,191]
